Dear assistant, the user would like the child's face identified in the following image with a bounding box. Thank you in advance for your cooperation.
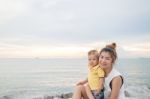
[88,54,99,67]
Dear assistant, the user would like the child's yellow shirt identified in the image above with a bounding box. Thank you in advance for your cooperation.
[88,65,105,90]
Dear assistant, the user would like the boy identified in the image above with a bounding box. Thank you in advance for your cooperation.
[77,50,105,99]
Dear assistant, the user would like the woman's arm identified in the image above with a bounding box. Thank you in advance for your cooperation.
[109,76,123,99]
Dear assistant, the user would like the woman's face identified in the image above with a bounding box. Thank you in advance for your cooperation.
[99,51,113,69]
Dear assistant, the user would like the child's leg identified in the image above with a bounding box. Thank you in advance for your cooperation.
[84,83,95,99]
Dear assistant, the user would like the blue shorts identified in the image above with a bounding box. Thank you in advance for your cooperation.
[91,90,104,99]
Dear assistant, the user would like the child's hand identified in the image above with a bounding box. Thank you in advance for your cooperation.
[76,80,85,85]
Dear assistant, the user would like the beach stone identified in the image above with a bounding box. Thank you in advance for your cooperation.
[62,93,73,99]
[55,94,63,98]
[1,96,10,99]
[125,90,130,97]
[1,95,12,99]
[33,97,43,99]
[44,95,54,99]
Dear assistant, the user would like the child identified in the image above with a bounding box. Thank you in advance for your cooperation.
[77,50,105,99]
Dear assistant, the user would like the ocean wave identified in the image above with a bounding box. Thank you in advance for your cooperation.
[125,85,150,99]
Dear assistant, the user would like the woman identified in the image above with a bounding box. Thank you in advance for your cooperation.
[72,43,125,99]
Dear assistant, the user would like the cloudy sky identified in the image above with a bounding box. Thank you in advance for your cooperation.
[0,0,150,58]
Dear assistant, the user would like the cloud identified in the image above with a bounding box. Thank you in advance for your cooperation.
[0,0,150,58]
[0,0,29,24]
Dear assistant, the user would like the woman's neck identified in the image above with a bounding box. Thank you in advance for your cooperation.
[104,66,113,77]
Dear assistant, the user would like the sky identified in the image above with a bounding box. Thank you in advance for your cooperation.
[0,0,150,58]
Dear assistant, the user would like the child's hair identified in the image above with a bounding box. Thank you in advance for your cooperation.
[88,50,99,59]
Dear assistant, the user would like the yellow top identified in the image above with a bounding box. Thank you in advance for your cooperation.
[88,65,105,90]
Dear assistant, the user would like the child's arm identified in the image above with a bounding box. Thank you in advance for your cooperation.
[96,67,105,94]
[96,77,104,94]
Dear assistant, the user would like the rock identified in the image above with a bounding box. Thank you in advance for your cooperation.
[1,95,13,99]
[124,90,130,97]
[1,96,10,99]
[62,93,73,99]
[44,95,54,99]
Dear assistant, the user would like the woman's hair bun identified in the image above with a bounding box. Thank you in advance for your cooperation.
[106,42,116,50]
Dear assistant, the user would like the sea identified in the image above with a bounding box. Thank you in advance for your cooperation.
[0,58,150,99]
